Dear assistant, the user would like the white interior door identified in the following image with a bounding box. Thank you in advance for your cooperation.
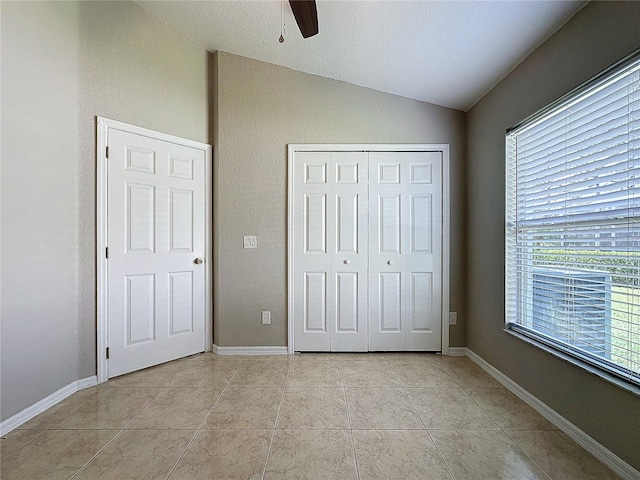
[369,151,443,351]
[107,128,206,377]
[292,151,368,351]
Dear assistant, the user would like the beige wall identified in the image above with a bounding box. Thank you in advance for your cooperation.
[1,0,81,421]
[0,1,208,420]
[76,1,208,377]
[213,51,467,348]
[466,1,640,469]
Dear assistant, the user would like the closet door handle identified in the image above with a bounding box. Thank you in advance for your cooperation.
[343,260,350,265]
[387,260,393,265]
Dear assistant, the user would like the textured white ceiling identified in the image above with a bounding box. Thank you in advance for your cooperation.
[135,0,586,111]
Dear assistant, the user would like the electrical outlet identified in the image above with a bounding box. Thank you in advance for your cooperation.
[243,235,257,249]
[449,312,458,325]
[261,311,271,325]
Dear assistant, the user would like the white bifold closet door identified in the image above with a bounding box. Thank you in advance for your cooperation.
[292,149,442,352]
[293,151,369,352]
[368,152,442,351]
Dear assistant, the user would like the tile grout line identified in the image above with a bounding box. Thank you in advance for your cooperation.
[385,358,422,428]
[441,360,509,428]
[68,429,126,480]
[440,361,527,479]
[0,428,50,463]
[119,354,203,429]
[260,355,293,480]
[501,429,554,480]
[340,354,361,480]
[68,354,204,479]
[163,355,249,480]
[461,386,555,479]
[387,358,457,480]
[418,358,554,480]
[16,378,113,436]
[457,382,503,429]
[422,429,457,480]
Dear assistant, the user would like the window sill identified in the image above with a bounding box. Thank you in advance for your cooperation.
[503,328,640,398]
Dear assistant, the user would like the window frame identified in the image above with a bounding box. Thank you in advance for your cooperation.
[504,48,640,394]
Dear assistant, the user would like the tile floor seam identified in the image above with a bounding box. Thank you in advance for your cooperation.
[424,428,471,480]
[174,354,206,376]
[385,359,425,431]
[42,362,189,434]
[0,430,48,461]
[427,379,558,480]
[464,386,506,431]
[260,355,293,480]
[387,359,458,480]
[67,429,126,480]
[118,358,199,430]
[339,353,361,480]
[164,355,249,480]
[19,385,112,433]
[501,429,555,480]
[106,354,202,390]
[478,387,554,480]
[66,355,203,480]
[446,383,502,431]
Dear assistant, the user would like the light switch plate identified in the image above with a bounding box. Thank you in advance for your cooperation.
[449,312,458,325]
[243,235,257,249]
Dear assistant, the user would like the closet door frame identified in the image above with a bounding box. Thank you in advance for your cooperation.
[287,144,450,355]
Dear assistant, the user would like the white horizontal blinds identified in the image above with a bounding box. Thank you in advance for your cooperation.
[506,52,640,385]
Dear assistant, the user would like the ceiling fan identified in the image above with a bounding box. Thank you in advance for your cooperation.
[289,0,319,38]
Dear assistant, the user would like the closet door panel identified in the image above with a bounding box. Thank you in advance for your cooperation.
[293,152,332,351]
[369,153,406,351]
[404,152,442,351]
[330,152,368,351]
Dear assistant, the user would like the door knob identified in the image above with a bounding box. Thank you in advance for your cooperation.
[343,260,350,265]
[194,258,203,265]
[387,260,393,265]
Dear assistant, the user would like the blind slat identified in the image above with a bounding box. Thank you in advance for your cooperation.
[518,132,640,178]
[518,96,640,159]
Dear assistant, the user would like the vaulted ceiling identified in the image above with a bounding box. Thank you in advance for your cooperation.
[136,1,586,111]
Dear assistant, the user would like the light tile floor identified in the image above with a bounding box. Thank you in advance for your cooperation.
[0,353,623,480]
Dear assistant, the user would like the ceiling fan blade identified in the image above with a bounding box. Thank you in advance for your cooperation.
[289,0,318,38]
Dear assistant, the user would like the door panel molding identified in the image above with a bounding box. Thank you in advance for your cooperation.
[97,117,212,383]
[288,144,450,355]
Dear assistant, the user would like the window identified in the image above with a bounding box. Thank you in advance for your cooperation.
[505,50,640,387]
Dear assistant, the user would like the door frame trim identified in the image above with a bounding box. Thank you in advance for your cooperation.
[287,144,450,355]
[96,117,213,383]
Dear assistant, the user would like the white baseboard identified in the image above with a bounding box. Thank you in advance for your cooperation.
[0,375,98,436]
[446,347,468,356]
[212,344,289,356]
[464,348,639,480]
[77,376,98,390]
